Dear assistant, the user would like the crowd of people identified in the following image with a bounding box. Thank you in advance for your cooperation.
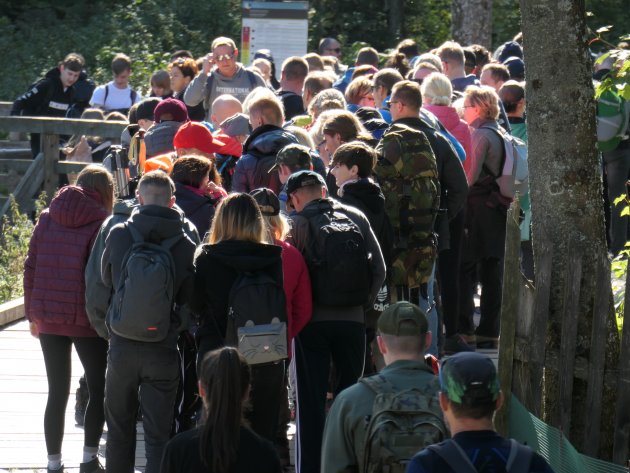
[15,30,626,473]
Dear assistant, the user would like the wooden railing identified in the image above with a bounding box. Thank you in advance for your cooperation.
[0,116,125,219]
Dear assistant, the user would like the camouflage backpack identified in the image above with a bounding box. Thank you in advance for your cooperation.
[360,374,447,473]
[374,123,440,288]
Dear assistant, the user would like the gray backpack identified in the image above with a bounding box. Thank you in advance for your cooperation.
[107,223,184,342]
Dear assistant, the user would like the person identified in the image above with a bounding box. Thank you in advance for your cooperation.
[159,347,282,473]
[303,52,325,72]
[480,63,510,92]
[299,71,334,123]
[268,143,315,211]
[253,49,281,89]
[321,301,446,473]
[405,352,555,473]
[467,44,492,78]
[183,36,266,119]
[11,53,87,157]
[190,193,286,445]
[319,37,343,60]
[286,170,386,473]
[209,94,243,131]
[150,70,173,98]
[90,53,141,115]
[459,86,509,349]
[62,108,112,164]
[168,57,206,121]
[436,41,480,92]
[333,46,380,94]
[231,90,298,194]
[345,76,376,112]
[251,57,272,85]
[101,171,197,473]
[372,68,404,123]
[24,165,114,473]
[144,97,189,158]
[277,56,309,120]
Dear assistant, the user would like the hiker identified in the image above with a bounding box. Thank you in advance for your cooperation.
[160,347,282,473]
[435,41,480,92]
[286,170,386,473]
[101,171,197,473]
[372,68,405,123]
[277,56,310,120]
[321,301,446,473]
[405,352,555,473]
[168,57,206,121]
[190,193,287,445]
[90,53,142,115]
[24,165,114,473]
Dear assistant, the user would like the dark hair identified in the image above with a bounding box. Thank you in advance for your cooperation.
[323,110,372,144]
[356,47,379,67]
[351,65,376,81]
[111,53,132,76]
[331,141,376,178]
[198,347,251,473]
[468,44,491,71]
[396,39,419,60]
[449,397,496,420]
[169,57,199,80]
[282,56,309,81]
[482,63,510,83]
[62,53,85,72]
[171,155,221,188]
[498,80,525,113]
[385,52,411,77]
[303,53,325,72]
[304,71,333,96]
[171,49,194,61]
[391,80,422,112]
[373,68,404,95]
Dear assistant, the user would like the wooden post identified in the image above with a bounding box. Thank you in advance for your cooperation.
[496,199,521,436]
[556,248,582,436]
[42,133,59,204]
[582,255,611,455]
[613,262,630,463]
[527,232,552,417]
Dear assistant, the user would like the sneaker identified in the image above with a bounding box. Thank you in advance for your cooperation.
[79,458,105,473]
[443,334,475,355]
[47,465,65,473]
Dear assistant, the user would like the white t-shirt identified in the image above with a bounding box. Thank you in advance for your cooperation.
[90,81,142,112]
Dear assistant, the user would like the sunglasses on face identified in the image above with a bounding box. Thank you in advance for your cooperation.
[215,53,235,61]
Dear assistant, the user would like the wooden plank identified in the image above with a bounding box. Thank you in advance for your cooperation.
[56,161,92,174]
[0,158,34,173]
[0,148,32,159]
[556,250,582,434]
[0,297,24,327]
[613,255,630,463]
[527,233,553,417]
[582,255,611,456]
[0,153,43,219]
[0,101,12,116]
[496,200,521,436]
[0,116,125,139]
[42,135,59,204]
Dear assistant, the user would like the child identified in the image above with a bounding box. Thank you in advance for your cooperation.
[150,70,173,99]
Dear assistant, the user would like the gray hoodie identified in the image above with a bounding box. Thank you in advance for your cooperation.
[183,64,266,119]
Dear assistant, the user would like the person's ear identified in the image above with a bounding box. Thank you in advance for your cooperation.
[495,391,504,411]
[198,381,206,399]
[168,195,176,209]
[376,334,387,355]
[350,164,359,177]
[136,190,144,205]
[233,48,239,58]
[439,392,449,412]
[321,187,327,198]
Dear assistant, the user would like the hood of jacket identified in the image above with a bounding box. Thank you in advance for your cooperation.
[48,186,109,228]
[341,178,385,215]
[127,204,189,242]
[243,124,298,158]
[113,198,138,217]
[201,239,282,273]
[44,67,62,81]
[423,104,463,132]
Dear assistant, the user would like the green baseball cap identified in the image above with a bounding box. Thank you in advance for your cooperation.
[269,143,312,173]
[439,352,501,404]
[377,301,428,336]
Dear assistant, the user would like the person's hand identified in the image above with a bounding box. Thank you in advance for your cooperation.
[29,321,39,338]
[202,53,214,75]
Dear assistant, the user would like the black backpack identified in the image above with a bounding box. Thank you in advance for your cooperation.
[226,270,288,365]
[300,200,371,307]
[426,438,534,473]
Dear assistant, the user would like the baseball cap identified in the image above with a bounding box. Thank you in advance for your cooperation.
[220,113,252,137]
[154,97,189,123]
[285,170,327,196]
[136,98,161,121]
[250,188,280,216]
[173,121,225,154]
[377,301,428,336]
[269,143,312,173]
[497,41,523,63]
[439,352,501,404]
[503,56,525,80]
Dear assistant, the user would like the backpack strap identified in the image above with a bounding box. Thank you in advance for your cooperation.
[359,374,397,394]
[126,222,185,250]
[505,439,533,473]
[246,69,258,89]
[479,125,507,179]
[426,440,478,473]
[104,84,109,107]
[130,89,137,106]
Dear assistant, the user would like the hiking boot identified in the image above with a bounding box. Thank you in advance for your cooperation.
[443,334,475,355]
[79,457,105,473]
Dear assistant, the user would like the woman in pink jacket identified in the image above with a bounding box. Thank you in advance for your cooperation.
[24,165,114,473]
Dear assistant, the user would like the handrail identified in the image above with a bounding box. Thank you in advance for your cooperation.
[0,116,125,138]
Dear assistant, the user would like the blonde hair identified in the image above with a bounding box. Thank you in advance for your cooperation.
[286,125,315,149]
[308,89,346,118]
[421,72,453,106]
[207,193,269,244]
[244,88,284,126]
[345,76,372,105]
[464,85,500,120]
[76,164,115,212]
[264,213,291,241]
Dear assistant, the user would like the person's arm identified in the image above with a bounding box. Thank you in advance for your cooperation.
[183,71,209,107]
[468,130,491,185]
[289,247,312,338]
[85,218,114,339]
[231,155,250,193]
[11,80,52,116]
[189,248,210,315]
[362,216,386,306]
[438,136,469,219]
[23,214,45,321]
[320,392,360,473]
[89,86,106,109]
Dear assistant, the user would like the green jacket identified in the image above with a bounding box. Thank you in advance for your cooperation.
[320,359,444,473]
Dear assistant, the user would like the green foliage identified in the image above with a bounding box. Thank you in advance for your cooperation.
[0,193,45,304]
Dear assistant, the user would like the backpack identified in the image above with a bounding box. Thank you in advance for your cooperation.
[480,126,527,199]
[426,438,534,473]
[106,223,185,342]
[103,84,138,115]
[596,88,630,152]
[300,201,372,307]
[225,270,288,365]
[360,375,447,473]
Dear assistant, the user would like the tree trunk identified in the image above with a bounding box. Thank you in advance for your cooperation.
[451,0,492,48]
[520,0,620,459]
[387,0,403,42]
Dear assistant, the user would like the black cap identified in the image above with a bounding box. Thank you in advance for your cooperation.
[136,98,161,121]
[250,187,280,216]
[285,170,327,196]
[439,352,501,404]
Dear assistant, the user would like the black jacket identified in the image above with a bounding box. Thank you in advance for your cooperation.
[394,116,468,251]
[191,240,283,344]
[11,67,84,117]
[232,124,298,194]
[277,90,305,121]
[174,182,216,241]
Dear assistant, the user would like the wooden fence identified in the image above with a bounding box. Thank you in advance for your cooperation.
[496,200,630,464]
[0,116,125,219]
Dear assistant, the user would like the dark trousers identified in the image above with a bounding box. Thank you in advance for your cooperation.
[459,257,503,338]
[295,321,365,473]
[105,341,179,473]
[39,334,108,454]
[438,210,465,337]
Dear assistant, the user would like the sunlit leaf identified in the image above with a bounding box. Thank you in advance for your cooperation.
[596,25,613,34]
[614,195,627,206]
[621,207,630,217]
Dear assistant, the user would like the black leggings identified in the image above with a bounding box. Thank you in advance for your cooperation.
[39,333,108,455]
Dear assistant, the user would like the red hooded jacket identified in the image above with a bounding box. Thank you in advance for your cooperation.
[24,186,110,337]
